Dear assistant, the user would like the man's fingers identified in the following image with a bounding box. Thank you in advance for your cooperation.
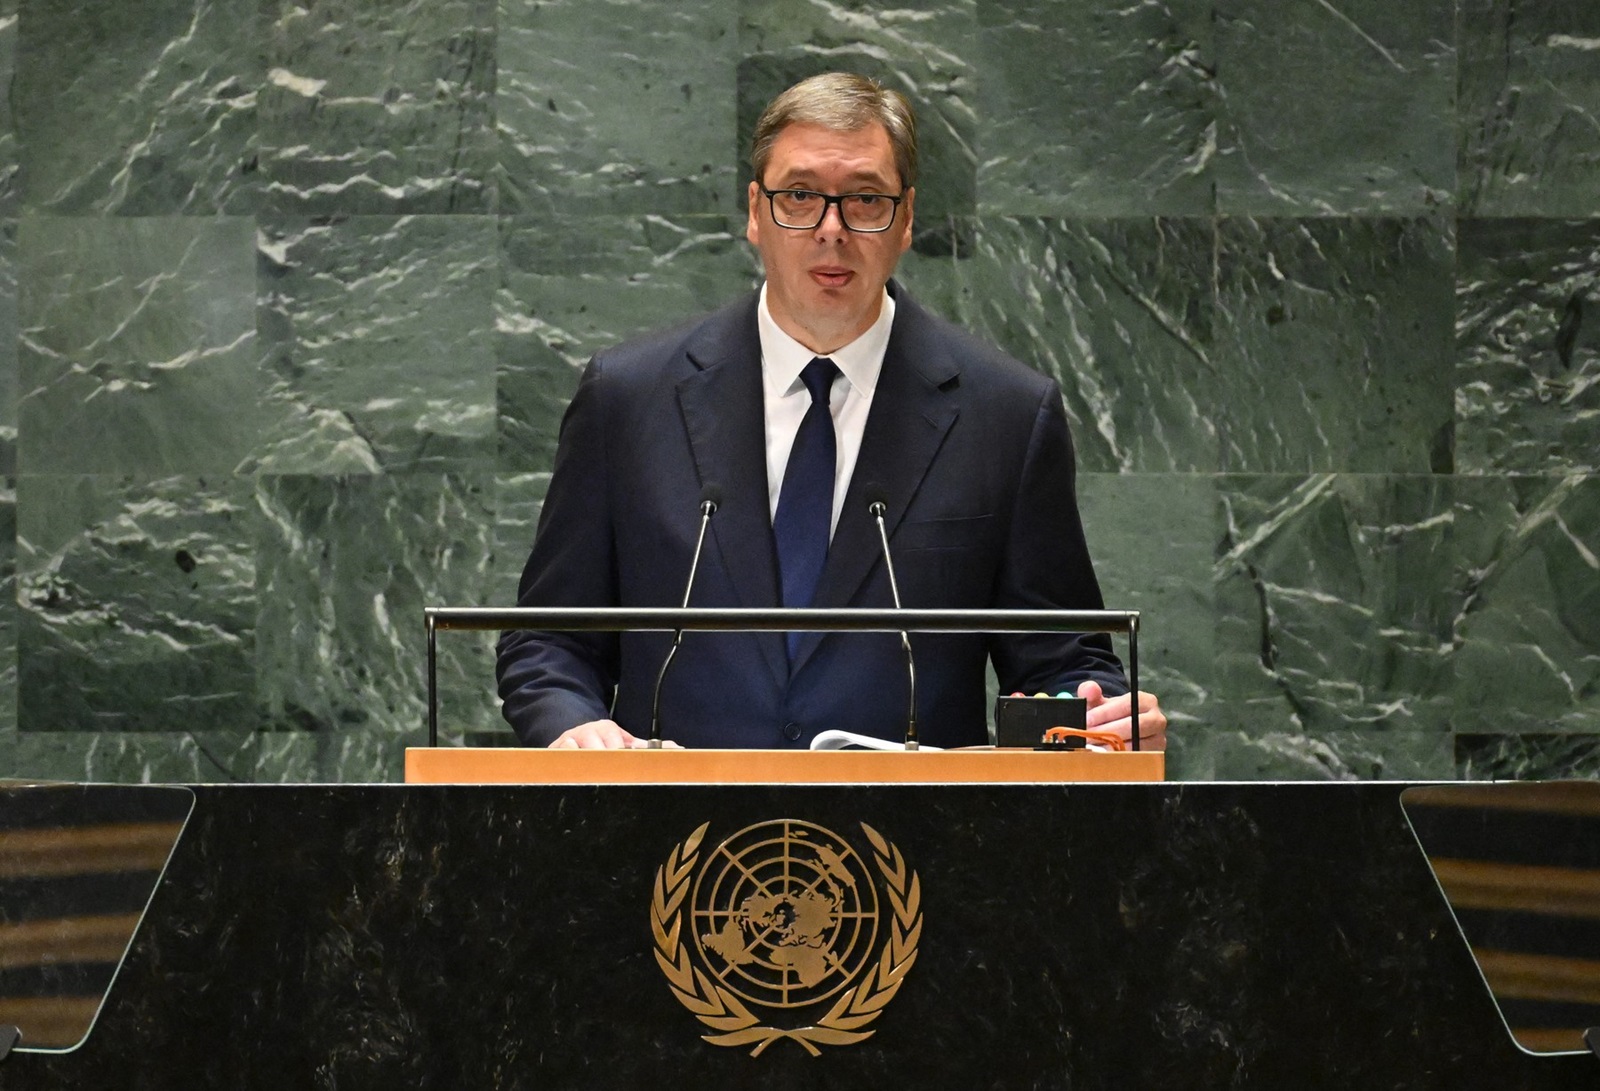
[1075,680,1105,706]
[1088,717,1168,751]
[1083,690,1159,728]
[547,720,687,749]
[1083,691,1168,751]
[550,720,638,749]
[1083,692,1130,728]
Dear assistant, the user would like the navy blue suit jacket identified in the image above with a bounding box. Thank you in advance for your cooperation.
[495,282,1126,748]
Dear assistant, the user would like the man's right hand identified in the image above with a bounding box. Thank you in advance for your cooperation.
[549,720,680,749]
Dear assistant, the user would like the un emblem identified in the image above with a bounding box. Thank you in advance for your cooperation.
[650,819,922,1056]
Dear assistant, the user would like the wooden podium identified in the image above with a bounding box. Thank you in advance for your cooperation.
[404,746,1164,784]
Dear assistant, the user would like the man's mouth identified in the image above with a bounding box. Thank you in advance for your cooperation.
[809,267,854,288]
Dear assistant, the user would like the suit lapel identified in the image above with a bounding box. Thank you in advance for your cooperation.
[675,296,788,689]
[790,290,961,674]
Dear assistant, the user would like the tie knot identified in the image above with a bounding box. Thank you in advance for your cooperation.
[801,357,837,406]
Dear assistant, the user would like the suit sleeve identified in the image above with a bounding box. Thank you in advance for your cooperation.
[495,358,621,744]
[987,381,1129,697]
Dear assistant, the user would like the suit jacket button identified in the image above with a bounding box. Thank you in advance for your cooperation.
[782,721,802,742]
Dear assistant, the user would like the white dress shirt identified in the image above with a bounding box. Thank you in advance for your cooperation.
[757,283,894,536]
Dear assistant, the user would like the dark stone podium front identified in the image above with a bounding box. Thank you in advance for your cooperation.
[1,783,1593,1089]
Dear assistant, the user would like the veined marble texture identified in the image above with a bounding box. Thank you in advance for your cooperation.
[977,0,1215,216]
[958,217,1217,472]
[1459,0,1600,216]
[1216,474,1458,738]
[260,0,496,215]
[498,0,738,216]
[1452,474,1600,735]
[1185,728,1456,780]
[493,471,546,613]
[0,5,16,218]
[14,0,257,215]
[16,474,256,733]
[738,0,976,220]
[1455,218,1600,474]
[0,221,15,476]
[1215,216,1455,473]
[0,481,14,736]
[254,473,497,760]
[1209,469,1600,769]
[18,216,258,474]
[252,215,497,474]
[1457,732,1600,779]
[1215,0,1456,215]
[1,729,320,782]
[497,213,755,471]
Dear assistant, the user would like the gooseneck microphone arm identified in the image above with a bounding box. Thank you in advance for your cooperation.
[648,484,721,747]
[868,498,918,751]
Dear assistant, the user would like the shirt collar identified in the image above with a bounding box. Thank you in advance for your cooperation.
[757,283,895,400]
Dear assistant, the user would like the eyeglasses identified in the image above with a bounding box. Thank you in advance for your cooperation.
[759,186,905,233]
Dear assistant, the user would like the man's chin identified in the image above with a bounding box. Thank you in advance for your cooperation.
[804,281,870,313]
[770,283,881,350]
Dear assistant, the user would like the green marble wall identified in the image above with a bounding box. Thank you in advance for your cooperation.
[0,0,1596,783]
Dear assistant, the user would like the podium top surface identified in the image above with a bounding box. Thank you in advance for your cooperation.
[403,746,1164,784]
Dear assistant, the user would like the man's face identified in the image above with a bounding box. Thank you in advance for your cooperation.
[746,121,915,355]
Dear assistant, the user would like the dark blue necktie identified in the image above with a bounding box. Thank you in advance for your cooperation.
[773,356,838,661]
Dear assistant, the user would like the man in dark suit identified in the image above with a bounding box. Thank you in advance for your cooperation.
[496,72,1166,750]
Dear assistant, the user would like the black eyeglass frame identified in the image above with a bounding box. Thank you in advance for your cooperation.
[758,185,907,233]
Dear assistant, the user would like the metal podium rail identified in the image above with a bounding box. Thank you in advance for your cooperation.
[423,606,1139,749]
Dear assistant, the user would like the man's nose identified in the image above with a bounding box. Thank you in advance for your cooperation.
[813,200,849,240]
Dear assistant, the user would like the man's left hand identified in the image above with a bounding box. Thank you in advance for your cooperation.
[1077,681,1167,751]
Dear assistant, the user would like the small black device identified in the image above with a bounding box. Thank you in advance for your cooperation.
[994,694,1088,749]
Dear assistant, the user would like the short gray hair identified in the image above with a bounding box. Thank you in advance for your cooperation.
[750,72,918,190]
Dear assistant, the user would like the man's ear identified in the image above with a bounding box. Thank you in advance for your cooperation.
[746,180,762,246]
[898,186,915,253]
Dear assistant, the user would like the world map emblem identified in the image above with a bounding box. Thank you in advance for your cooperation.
[650,819,922,1056]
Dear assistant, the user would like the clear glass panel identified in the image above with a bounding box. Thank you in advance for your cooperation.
[0,782,193,1053]
[1402,781,1600,1055]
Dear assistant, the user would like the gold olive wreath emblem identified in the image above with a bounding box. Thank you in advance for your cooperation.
[650,819,922,1056]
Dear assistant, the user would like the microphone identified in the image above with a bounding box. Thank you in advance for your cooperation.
[648,482,721,747]
[865,488,918,751]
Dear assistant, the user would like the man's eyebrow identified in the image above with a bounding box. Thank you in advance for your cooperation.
[772,171,899,190]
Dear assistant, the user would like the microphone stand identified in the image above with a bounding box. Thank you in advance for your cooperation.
[648,492,718,747]
[869,501,918,750]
